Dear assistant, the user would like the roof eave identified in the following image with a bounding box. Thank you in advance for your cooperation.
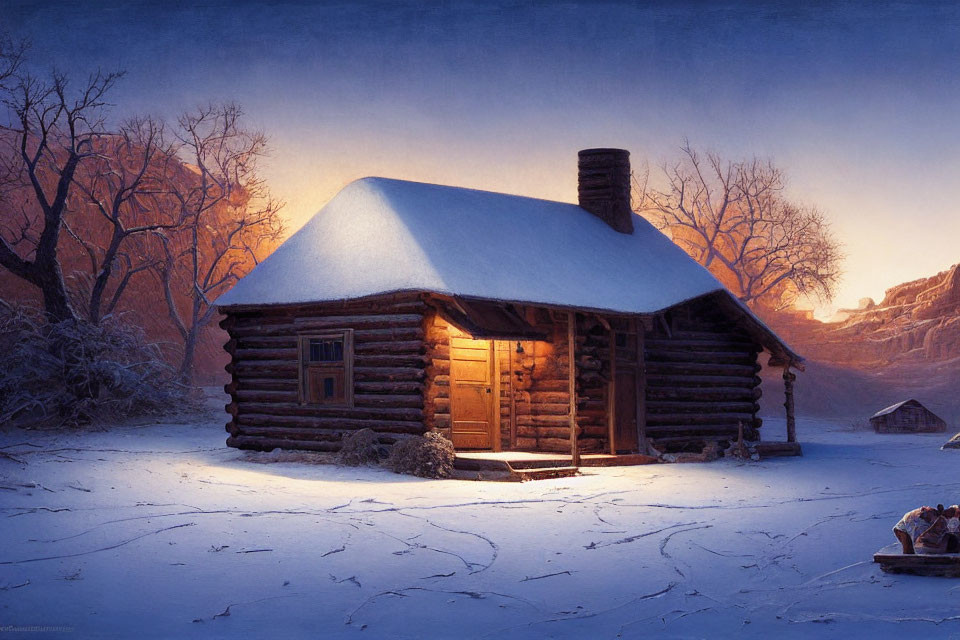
[217,287,803,369]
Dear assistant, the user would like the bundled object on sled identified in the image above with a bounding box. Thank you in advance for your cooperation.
[894,505,960,554]
[875,504,960,576]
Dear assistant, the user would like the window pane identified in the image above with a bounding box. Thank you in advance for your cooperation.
[309,338,344,362]
[302,333,350,405]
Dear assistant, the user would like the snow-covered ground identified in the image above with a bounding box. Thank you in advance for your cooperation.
[2,407,959,639]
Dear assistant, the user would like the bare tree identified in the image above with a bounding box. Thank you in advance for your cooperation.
[635,142,842,310]
[0,56,123,321]
[0,34,25,87]
[68,117,183,323]
[158,103,284,384]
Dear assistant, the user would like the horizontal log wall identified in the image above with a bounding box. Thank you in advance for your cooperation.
[222,292,769,458]
[512,310,603,453]
[575,315,611,453]
[643,297,764,452]
[424,313,452,439]
[222,294,428,452]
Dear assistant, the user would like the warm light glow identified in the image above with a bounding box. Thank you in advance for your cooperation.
[11,2,959,320]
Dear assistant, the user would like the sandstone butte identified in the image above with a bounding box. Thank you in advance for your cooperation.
[766,263,960,368]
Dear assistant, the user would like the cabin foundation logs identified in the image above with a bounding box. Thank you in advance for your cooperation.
[222,293,767,456]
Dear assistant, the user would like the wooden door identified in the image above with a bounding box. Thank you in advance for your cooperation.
[450,336,495,449]
[614,369,639,452]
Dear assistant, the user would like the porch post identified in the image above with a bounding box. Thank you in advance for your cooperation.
[568,311,580,466]
[783,364,796,443]
[491,341,502,452]
[635,318,648,454]
[607,326,617,455]
[507,345,517,449]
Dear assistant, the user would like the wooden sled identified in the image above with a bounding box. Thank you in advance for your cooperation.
[874,544,960,577]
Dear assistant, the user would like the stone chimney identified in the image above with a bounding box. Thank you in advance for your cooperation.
[577,148,634,234]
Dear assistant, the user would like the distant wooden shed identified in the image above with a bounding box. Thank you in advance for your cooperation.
[870,400,946,433]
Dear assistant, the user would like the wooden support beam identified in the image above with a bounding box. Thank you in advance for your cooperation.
[568,311,580,466]
[658,314,672,338]
[492,341,502,452]
[607,326,617,455]
[508,344,517,449]
[783,364,797,443]
[635,318,648,454]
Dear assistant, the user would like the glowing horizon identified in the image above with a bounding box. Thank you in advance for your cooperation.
[9,0,960,319]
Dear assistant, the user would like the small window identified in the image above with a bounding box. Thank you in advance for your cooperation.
[613,328,639,364]
[309,337,344,363]
[299,331,353,406]
[615,331,637,351]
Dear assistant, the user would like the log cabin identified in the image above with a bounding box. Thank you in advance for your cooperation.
[215,148,803,463]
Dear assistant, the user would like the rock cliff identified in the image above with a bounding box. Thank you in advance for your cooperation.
[759,264,960,425]
[768,263,960,367]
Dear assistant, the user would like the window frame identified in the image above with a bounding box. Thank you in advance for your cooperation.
[297,329,354,407]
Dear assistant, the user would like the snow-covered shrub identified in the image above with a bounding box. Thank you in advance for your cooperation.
[386,431,455,479]
[336,428,388,466]
[0,303,184,428]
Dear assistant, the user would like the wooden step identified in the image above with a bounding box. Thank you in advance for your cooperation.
[449,468,519,482]
[512,466,579,481]
[453,457,513,473]
[507,458,572,470]
[754,442,803,458]
[579,453,658,467]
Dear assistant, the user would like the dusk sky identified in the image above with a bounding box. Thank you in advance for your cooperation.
[9,0,960,317]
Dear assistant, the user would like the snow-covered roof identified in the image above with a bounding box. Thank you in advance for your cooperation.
[871,399,921,418]
[217,177,798,360]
